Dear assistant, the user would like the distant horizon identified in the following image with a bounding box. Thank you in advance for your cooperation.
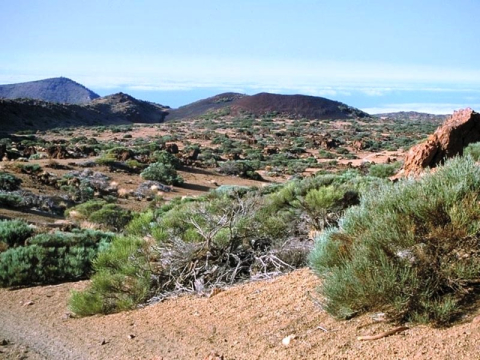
[0,75,465,115]
[1,1,479,115]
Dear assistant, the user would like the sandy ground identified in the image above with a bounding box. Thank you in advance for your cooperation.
[1,268,480,360]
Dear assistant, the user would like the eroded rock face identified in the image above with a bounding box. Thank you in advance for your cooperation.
[47,145,69,159]
[395,108,480,178]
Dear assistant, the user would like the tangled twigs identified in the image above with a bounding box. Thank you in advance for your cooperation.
[357,326,409,341]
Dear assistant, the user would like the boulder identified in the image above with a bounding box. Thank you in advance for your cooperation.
[165,143,179,154]
[395,108,480,178]
[185,147,200,161]
[47,145,69,159]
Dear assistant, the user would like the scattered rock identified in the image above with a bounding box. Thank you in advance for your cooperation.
[263,146,279,155]
[165,143,179,154]
[320,138,340,149]
[282,334,296,346]
[46,145,70,159]
[203,351,224,360]
[185,147,200,161]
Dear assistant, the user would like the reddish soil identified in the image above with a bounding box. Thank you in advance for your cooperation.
[231,93,368,120]
[1,268,480,359]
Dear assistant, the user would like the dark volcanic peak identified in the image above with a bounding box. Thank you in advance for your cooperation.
[0,92,169,131]
[166,92,369,121]
[232,92,369,120]
[0,77,100,104]
[166,92,246,121]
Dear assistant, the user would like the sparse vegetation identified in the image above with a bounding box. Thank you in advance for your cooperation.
[0,172,22,191]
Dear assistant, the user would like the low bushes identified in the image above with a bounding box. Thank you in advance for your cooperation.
[464,141,480,161]
[69,236,151,316]
[0,172,22,191]
[141,162,183,186]
[0,219,34,248]
[310,156,480,325]
[0,229,113,287]
[367,162,402,178]
[69,173,381,317]
[219,161,263,180]
[67,200,132,232]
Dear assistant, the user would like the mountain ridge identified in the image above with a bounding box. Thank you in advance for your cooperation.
[0,77,100,104]
[0,92,169,131]
[167,92,369,121]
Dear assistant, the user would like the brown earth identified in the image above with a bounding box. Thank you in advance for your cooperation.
[1,268,480,359]
[230,93,369,120]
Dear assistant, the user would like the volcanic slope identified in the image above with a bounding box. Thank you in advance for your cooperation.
[0,93,169,132]
[0,77,100,104]
[166,92,370,121]
[165,92,246,121]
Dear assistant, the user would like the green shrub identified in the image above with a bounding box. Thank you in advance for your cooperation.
[126,211,156,237]
[219,161,263,180]
[368,162,401,178]
[464,142,480,161]
[0,172,22,191]
[141,162,183,186]
[0,192,23,207]
[0,230,113,286]
[89,204,132,232]
[67,200,132,232]
[69,236,151,316]
[309,156,480,325]
[16,163,42,174]
[67,199,106,218]
[0,220,34,248]
[151,150,181,169]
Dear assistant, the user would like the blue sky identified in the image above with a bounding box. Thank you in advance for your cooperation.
[1,0,480,114]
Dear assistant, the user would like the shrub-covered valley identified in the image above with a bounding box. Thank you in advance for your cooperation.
[1,88,480,359]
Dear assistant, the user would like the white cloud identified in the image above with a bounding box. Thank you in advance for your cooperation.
[2,53,480,91]
[363,103,480,115]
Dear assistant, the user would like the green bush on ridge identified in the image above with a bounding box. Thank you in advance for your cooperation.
[309,156,480,325]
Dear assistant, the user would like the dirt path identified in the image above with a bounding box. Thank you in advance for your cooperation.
[1,269,480,359]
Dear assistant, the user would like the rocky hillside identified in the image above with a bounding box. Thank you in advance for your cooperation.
[90,92,170,123]
[232,92,369,119]
[0,77,100,104]
[166,92,246,121]
[0,93,169,132]
[395,108,480,178]
[167,92,369,121]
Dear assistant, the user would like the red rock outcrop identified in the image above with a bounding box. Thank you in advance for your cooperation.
[395,108,480,178]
